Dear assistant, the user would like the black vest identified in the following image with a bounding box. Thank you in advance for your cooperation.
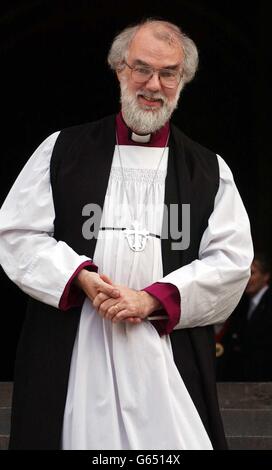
[10,115,227,449]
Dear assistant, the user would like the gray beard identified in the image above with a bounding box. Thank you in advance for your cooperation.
[120,81,181,134]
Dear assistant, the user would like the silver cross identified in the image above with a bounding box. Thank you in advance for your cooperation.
[124,221,150,252]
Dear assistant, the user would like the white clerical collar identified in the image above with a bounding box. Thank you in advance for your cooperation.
[131,132,151,143]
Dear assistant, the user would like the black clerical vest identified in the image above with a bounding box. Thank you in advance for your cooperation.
[9,115,227,450]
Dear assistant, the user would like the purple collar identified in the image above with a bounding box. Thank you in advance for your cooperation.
[116,112,170,148]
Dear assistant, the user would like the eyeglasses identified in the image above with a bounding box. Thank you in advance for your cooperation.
[124,61,182,89]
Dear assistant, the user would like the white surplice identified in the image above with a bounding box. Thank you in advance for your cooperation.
[0,131,253,450]
[62,144,212,450]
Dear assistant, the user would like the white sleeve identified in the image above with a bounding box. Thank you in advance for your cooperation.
[159,155,254,329]
[0,132,92,308]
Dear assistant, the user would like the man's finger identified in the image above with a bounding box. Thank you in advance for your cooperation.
[101,299,121,317]
[100,273,113,285]
[97,279,120,298]
[112,309,130,322]
[126,317,142,324]
[93,292,109,310]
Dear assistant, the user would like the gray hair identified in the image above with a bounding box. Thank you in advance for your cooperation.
[107,19,199,86]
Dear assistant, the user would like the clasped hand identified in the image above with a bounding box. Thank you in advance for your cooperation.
[93,285,151,324]
[75,269,161,324]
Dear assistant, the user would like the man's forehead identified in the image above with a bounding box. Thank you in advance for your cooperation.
[127,26,183,65]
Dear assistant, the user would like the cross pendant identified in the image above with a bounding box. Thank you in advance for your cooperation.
[124,221,150,252]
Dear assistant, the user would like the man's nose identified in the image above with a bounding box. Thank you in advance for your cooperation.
[145,72,162,91]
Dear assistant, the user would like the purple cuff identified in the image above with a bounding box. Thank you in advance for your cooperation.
[143,282,181,336]
[59,261,98,311]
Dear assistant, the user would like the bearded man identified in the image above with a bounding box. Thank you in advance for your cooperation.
[0,19,253,450]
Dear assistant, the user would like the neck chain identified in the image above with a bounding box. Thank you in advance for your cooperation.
[115,131,169,251]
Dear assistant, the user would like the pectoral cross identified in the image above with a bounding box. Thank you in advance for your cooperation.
[124,221,150,252]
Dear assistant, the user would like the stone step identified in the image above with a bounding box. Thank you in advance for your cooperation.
[221,409,272,437]
[0,409,11,436]
[0,382,13,408]
[0,383,12,450]
[217,382,272,409]
[227,436,272,450]
[0,435,9,451]
[217,382,272,449]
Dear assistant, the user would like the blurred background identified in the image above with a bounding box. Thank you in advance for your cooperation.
[0,0,271,379]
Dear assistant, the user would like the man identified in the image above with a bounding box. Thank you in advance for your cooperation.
[216,254,272,381]
[0,19,253,449]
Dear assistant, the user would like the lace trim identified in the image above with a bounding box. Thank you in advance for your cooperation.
[110,167,166,184]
